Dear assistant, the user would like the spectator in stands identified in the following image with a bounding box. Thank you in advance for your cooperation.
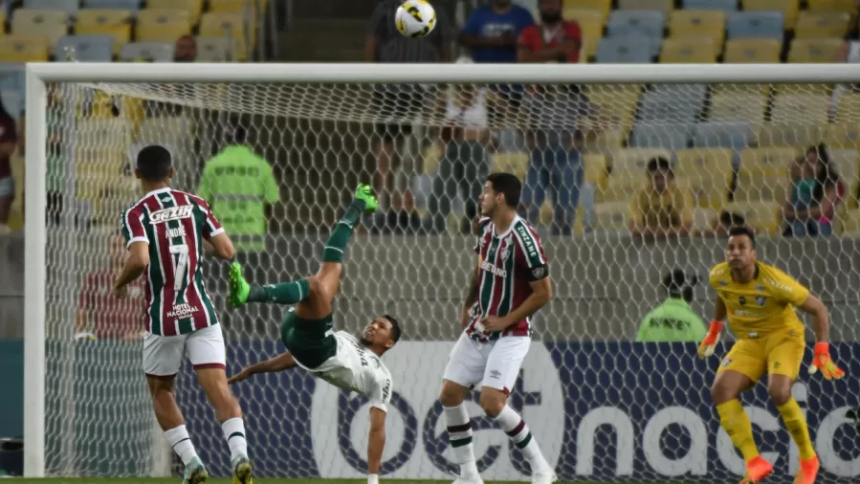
[372,190,423,235]
[628,157,693,238]
[636,269,707,342]
[365,0,454,214]
[174,35,197,63]
[9,112,24,231]
[0,98,18,233]
[517,0,581,64]
[782,144,843,237]
[75,233,145,341]
[520,84,591,235]
[427,71,490,234]
[695,210,746,237]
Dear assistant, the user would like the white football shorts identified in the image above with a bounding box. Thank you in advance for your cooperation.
[442,332,530,394]
[143,324,226,378]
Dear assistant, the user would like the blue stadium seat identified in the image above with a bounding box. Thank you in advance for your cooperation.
[727,11,785,40]
[56,35,114,62]
[629,123,691,149]
[684,0,737,11]
[651,84,709,106]
[639,92,702,123]
[1,89,23,118]
[596,36,654,63]
[82,0,139,9]
[24,0,79,14]
[693,121,754,149]
[0,64,25,92]
[607,10,666,38]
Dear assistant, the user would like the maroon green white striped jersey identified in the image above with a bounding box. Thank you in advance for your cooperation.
[120,188,222,336]
[466,216,549,342]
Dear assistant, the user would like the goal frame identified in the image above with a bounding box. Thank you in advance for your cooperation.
[23,62,860,478]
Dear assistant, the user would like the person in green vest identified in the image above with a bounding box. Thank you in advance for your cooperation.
[636,269,707,342]
[197,125,280,254]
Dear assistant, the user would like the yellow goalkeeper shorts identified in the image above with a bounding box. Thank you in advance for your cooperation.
[717,328,805,383]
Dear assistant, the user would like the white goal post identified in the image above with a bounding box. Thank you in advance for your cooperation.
[24,63,860,480]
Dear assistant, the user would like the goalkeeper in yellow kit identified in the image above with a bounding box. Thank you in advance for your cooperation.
[699,226,844,484]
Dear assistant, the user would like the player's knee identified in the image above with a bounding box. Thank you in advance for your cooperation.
[767,381,792,406]
[306,276,330,303]
[147,376,174,399]
[479,390,506,418]
[439,380,467,407]
[710,382,735,405]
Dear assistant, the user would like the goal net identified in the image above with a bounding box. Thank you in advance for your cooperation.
[26,64,860,482]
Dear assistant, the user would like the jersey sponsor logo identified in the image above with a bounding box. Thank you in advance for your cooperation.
[165,226,187,239]
[721,357,732,367]
[166,303,200,319]
[150,205,193,224]
[515,224,538,259]
[481,260,507,279]
[765,277,793,293]
[734,309,761,317]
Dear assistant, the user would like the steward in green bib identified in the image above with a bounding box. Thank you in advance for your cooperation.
[636,269,707,343]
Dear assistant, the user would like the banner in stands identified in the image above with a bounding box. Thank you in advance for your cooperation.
[181,341,860,481]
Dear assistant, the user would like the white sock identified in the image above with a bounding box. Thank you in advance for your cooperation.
[444,404,479,479]
[164,425,199,466]
[493,406,550,474]
[222,417,249,460]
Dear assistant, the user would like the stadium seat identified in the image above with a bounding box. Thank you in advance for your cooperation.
[835,93,860,123]
[147,0,202,24]
[0,65,25,92]
[694,121,755,150]
[830,149,859,187]
[596,36,654,63]
[629,123,691,150]
[758,123,827,148]
[724,38,782,63]
[619,0,673,13]
[675,148,734,208]
[807,0,856,14]
[825,123,860,149]
[586,89,640,129]
[742,0,799,28]
[651,83,709,101]
[584,153,608,187]
[195,36,238,62]
[56,35,114,61]
[119,41,173,62]
[610,148,672,179]
[659,38,717,63]
[12,9,69,49]
[837,208,860,236]
[563,7,608,29]
[199,11,248,54]
[788,37,843,62]
[734,172,791,204]
[75,9,132,53]
[563,0,612,18]
[1,89,22,119]
[25,0,79,15]
[684,0,737,12]
[709,92,768,123]
[83,0,140,9]
[209,0,266,14]
[722,201,780,234]
[639,91,702,123]
[772,94,829,123]
[604,175,647,203]
[726,11,784,40]
[0,35,50,62]
[795,11,851,39]
[593,201,632,232]
[607,10,666,39]
[668,10,726,46]
[136,9,191,43]
[490,152,529,181]
[740,147,795,180]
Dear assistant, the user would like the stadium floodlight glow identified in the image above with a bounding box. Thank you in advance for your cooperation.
[24,62,860,480]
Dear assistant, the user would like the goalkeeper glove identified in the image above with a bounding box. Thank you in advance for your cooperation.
[809,342,845,380]
[697,321,724,359]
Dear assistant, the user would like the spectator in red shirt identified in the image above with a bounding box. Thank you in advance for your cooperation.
[0,99,18,231]
[75,233,145,341]
[517,0,581,64]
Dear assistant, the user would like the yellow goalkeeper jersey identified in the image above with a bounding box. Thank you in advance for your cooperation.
[709,261,809,339]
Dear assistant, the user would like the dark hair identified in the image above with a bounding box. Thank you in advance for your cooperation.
[663,269,698,303]
[384,314,401,344]
[647,157,673,176]
[232,125,247,144]
[486,172,521,208]
[136,145,172,182]
[728,225,756,248]
[719,211,746,228]
[808,143,840,202]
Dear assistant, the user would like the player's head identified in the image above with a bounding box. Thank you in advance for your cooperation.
[360,314,402,354]
[480,172,521,217]
[538,0,562,24]
[663,269,697,303]
[726,226,757,270]
[135,145,173,184]
[647,157,673,193]
[108,233,126,266]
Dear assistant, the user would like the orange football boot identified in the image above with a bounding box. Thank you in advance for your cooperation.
[794,456,820,484]
[740,456,774,484]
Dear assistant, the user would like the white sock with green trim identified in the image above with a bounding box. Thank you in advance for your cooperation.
[164,425,199,466]
[222,417,248,460]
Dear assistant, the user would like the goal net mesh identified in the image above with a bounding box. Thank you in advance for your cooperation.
[42,78,860,481]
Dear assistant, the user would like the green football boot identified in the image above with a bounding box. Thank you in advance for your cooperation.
[228,262,251,307]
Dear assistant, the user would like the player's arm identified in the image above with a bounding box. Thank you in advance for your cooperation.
[698,294,726,358]
[460,256,482,327]
[799,294,845,380]
[114,241,148,294]
[228,352,297,383]
[517,27,564,63]
[207,232,236,261]
[199,198,235,261]
[367,406,386,483]
[486,275,552,331]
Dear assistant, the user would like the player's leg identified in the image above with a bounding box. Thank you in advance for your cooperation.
[479,337,554,484]
[440,333,488,483]
[187,325,253,484]
[766,335,818,484]
[712,341,769,483]
[143,334,208,484]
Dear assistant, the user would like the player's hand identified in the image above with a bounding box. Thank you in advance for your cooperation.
[228,369,252,384]
[809,342,845,380]
[113,285,127,299]
[697,320,724,359]
[480,315,510,334]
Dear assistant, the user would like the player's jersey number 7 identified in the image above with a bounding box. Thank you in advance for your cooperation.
[169,242,189,291]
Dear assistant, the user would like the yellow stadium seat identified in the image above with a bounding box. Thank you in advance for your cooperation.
[675,148,734,208]
[586,89,639,129]
[200,11,249,56]
[795,11,851,39]
[584,153,608,186]
[722,201,781,234]
[735,174,790,204]
[136,9,191,43]
[836,93,860,123]
[825,123,860,149]
[146,0,203,24]
[757,123,827,148]
[788,37,844,62]
[709,92,768,123]
[564,0,611,18]
[12,9,68,48]
[618,0,673,13]
[75,9,132,53]
[712,83,772,96]
[0,12,6,37]
[594,201,632,232]
[491,152,529,180]
[610,148,671,179]
[772,83,832,95]
[660,38,717,63]
[563,8,607,29]
[577,19,603,60]
[724,38,782,63]
[807,0,856,13]
[837,208,860,236]
[743,0,800,28]
[830,149,859,189]
[209,0,267,13]
[740,147,796,179]
[669,10,726,47]
[0,35,49,62]
[772,94,830,123]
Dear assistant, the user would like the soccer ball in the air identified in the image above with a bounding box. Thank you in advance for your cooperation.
[396,0,437,38]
